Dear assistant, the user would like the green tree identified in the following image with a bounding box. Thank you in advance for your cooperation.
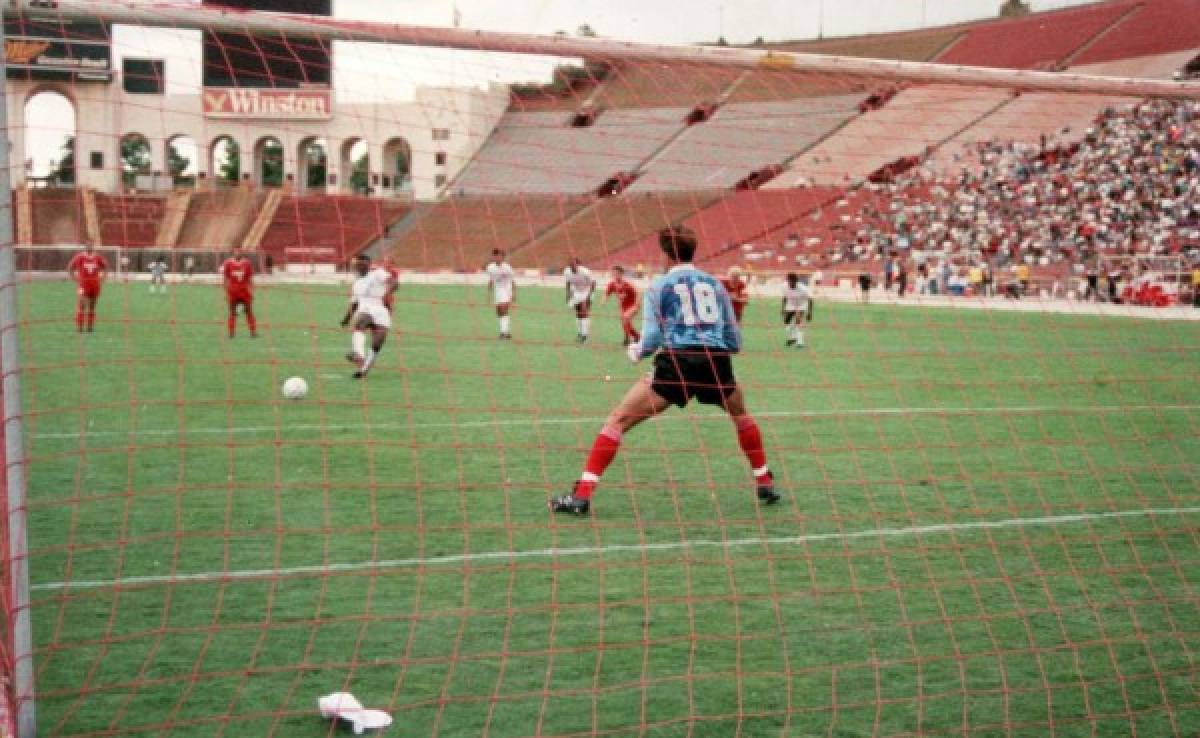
[999,0,1031,17]
[260,140,284,187]
[349,153,369,194]
[167,141,192,184]
[304,143,327,189]
[121,135,152,188]
[50,136,75,186]
[218,141,241,183]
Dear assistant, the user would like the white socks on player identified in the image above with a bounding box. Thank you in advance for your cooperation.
[361,349,378,373]
[579,318,590,337]
[787,323,805,346]
[499,315,511,335]
[352,331,366,359]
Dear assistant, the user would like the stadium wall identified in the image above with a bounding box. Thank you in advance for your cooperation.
[5,78,509,200]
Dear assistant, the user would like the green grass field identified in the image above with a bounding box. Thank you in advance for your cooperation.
[16,278,1200,737]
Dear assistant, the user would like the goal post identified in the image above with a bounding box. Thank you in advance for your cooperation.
[17,0,1200,100]
[0,16,35,738]
[2,1,1199,737]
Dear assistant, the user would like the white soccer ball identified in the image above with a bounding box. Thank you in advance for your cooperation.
[281,377,308,400]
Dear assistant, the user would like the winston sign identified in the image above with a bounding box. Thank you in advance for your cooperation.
[203,88,333,120]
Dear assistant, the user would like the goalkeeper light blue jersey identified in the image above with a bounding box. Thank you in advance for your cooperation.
[637,264,741,357]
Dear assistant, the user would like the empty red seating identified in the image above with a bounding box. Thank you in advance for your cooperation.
[94,193,166,248]
[27,188,84,245]
[259,196,409,265]
[388,195,590,271]
[1074,0,1200,65]
[937,2,1133,69]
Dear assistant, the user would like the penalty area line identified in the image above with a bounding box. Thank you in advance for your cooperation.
[33,505,1200,593]
[29,403,1200,441]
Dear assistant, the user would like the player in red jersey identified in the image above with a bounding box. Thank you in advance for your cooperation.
[603,265,640,345]
[220,247,258,338]
[66,244,108,332]
[722,267,749,322]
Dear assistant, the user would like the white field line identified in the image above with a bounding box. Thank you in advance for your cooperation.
[32,506,1200,593]
[29,403,1200,441]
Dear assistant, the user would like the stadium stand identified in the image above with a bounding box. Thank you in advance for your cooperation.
[1073,0,1200,66]
[761,27,964,61]
[93,193,166,248]
[258,195,409,266]
[789,99,1200,294]
[597,187,843,270]
[175,188,265,252]
[588,60,746,110]
[629,96,862,191]
[27,187,84,245]
[923,91,1133,174]
[1071,48,1200,79]
[452,108,691,194]
[935,1,1135,70]
[512,191,723,268]
[387,194,591,271]
[767,84,1014,187]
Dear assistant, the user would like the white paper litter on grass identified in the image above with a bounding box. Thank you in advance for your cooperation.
[318,692,393,734]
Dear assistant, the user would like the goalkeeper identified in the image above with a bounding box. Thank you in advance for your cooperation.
[549,225,778,516]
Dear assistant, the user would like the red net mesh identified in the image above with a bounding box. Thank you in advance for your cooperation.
[3,1,1200,736]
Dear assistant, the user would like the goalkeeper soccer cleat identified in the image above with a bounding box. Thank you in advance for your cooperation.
[756,472,780,505]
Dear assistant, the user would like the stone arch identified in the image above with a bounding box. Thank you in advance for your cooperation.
[120,132,153,189]
[340,137,369,194]
[382,136,412,194]
[23,88,77,186]
[297,136,328,193]
[210,135,241,184]
[254,135,285,188]
[166,134,199,185]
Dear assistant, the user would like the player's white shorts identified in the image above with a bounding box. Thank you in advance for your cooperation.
[355,303,392,329]
[568,291,591,308]
[493,287,513,305]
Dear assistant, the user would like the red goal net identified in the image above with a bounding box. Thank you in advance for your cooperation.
[4,1,1200,736]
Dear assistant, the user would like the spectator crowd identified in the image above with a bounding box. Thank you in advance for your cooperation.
[803,98,1200,305]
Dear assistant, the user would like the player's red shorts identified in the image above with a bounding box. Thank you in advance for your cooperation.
[226,290,253,308]
[77,283,101,299]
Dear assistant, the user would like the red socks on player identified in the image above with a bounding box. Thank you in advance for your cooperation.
[574,425,623,499]
[228,311,258,338]
[735,416,771,484]
[576,417,770,499]
[76,309,96,332]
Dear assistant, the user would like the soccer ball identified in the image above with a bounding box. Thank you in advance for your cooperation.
[281,377,308,400]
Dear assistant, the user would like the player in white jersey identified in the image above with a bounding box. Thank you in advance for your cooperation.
[484,249,516,339]
[563,256,596,343]
[149,255,168,294]
[340,254,397,379]
[782,272,812,348]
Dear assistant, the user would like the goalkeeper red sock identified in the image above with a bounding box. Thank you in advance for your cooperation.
[75,309,84,331]
[735,416,770,483]
[576,425,623,499]
[246,309,258,336]
[227,316,236,337]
